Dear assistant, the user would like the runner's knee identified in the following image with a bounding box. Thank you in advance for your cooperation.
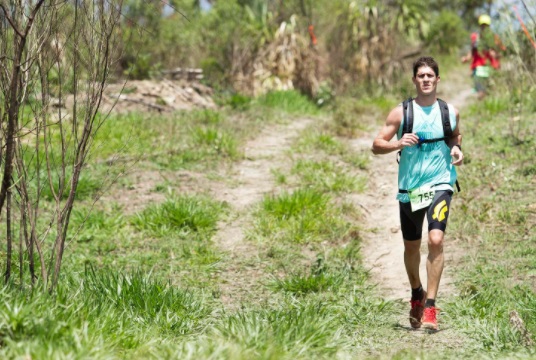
[404,240,421,253]
[427,230,444,248]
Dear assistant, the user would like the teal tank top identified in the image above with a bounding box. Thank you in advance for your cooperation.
[396,101,457,203]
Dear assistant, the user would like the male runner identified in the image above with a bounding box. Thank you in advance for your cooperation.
[371,56,463,330]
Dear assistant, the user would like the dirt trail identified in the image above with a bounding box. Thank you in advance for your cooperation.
[212,119,313,307]
[212,68,475,315]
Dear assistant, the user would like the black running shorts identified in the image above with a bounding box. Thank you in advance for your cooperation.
[399,190,453,241]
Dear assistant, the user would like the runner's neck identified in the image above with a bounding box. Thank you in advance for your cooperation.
[414,95,437,107]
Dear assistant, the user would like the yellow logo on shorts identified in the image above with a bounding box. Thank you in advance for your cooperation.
[432,200,448,222]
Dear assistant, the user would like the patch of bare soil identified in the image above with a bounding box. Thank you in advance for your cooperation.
[59,78,216,115]
[101,79,216,114]
[100,169,211,215]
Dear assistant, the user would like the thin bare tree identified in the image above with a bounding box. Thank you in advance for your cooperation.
[0,0,123,291]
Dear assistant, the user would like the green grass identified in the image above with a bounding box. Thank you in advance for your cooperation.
[0,270,214,359]
[292,128,371,170]
[212,302,344,357]
[252,188,357,244]
[70,205,126,242]
[131,194,227,238]
[190,125,241,160]
[293,130,349,155]
[271,271,345,294]
[91,110,249,172]
[328,96,390,137]
[43,171,103,201]
[4,63,535,359]
[269,252,352,295]
[61,198,226,285]
[288,128,370,192]
[291,159,367,193]
[444,84,536,356]
[255,90,320,115]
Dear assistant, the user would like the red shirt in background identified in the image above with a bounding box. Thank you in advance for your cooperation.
[470,32,501,70]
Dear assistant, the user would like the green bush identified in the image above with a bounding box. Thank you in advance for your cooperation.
[227,93,252,110]
[426,10,468,54]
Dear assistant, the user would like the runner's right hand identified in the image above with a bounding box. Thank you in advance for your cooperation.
[398,133,420,149]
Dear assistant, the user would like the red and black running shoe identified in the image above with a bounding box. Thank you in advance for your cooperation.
[409,291,427,329]
[422,306,439,330]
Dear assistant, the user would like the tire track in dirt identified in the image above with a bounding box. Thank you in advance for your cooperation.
[212,118,313,308]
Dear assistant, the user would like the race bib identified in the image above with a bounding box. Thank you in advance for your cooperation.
[475,65,491,78]
[409,186,435,212]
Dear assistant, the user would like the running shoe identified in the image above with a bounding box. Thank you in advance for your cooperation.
[409,290,426,328]
[421,306,439,330]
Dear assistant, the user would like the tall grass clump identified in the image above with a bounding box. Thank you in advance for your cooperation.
[212,302,345,358]
[272,272,345,295]
[252,188,356,244]
[190,126,241,160]
[0,270,213,359]
[132,195,226,238]
[162,302,346,359]
[255,90,319,115]
[81,266,212,335]
[341,290,394,329]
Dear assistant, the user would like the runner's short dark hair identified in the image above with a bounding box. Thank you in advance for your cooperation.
[413,56,439,77]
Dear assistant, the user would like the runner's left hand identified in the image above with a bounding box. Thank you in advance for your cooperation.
[451,146,463,166]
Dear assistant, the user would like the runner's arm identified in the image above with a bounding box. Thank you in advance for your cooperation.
[461,50,471,63]
[449,107,463,166]
[371,106,419,155]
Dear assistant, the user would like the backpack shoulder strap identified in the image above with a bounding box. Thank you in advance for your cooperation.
[397,97,413,164]
[402,97,413,136]
[437,98,452,144]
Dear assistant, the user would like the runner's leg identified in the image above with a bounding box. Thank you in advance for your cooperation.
[400,202,426,288]
[425,191,452,300]
[426,229,444,299]
[404,239,422,288]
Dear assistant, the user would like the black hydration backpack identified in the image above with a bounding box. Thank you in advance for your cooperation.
[401,97,452,145]
[398,97,461,192]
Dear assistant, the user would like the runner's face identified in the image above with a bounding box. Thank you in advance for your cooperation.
[413,66,439,96]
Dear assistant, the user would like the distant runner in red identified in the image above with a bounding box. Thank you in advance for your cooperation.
[461,14,506,100]
[371,56,463,331]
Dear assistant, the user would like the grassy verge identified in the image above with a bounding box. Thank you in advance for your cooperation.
[2,85,534,358]
[444,89,536,356]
